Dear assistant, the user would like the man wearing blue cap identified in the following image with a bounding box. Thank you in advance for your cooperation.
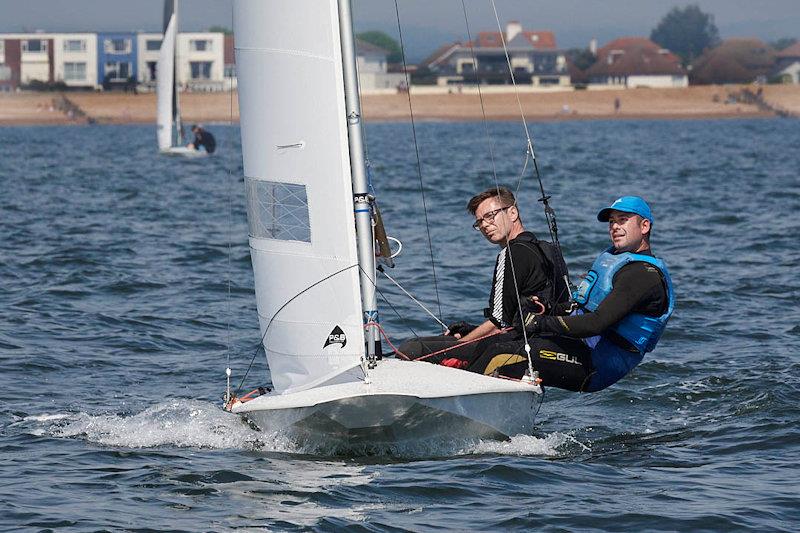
[467,196,674,392]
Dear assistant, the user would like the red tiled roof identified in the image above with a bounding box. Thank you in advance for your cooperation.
[588,36,685,76]
[776,41,800,58]
[476,30,556,49]
[420,42,462,68]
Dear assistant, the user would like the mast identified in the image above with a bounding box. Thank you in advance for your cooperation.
[173,0,183,145]
[337,0,380,362]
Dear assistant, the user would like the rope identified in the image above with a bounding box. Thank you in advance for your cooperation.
[367,320,511,362]
[393,0,444,330]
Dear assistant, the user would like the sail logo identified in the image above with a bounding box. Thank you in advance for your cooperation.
[323,326,347,349]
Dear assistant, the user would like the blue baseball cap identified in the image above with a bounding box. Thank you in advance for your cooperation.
[597,196,653,223]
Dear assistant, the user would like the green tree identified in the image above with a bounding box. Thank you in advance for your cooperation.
[208,25,232,35]
[651,4,720,66]
[356,31,402,63]
[566,48,596,71]
[770,37,797,51]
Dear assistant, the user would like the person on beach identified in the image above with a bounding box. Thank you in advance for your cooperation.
[397,186,569,365]
[187,124,216,154]
[467,196,674,392]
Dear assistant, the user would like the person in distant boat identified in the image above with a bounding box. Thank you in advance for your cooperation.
[187,124,216,154]
[397,186,569,364]
[468,196,674,392]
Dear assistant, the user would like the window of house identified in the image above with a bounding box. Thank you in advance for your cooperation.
[190,39,212,52]
[104,61,131,81]
[146,39,162,51]
[105,38,131,54]
[224,64,236,78]
[190,61,212,79]
[64,62,87,81]
[23,40,47,53]
[64,40,86,52]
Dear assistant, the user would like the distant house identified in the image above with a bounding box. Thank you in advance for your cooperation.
[354,39,405,91]
[136,31,225,91]
[97,32,137,90]
[0,33,96,89]
[137,32,163,85]
[224,34,236,89]
[55,33,98,89]
[0,38,22,91]
[586,37,687,88]
[772,42,800,84]
[690,38,774,85]
[421,21,569,86]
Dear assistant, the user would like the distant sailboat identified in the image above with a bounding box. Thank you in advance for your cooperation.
[226,0,542,446]
[156,0,205,157]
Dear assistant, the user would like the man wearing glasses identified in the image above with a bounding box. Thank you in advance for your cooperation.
[469,196,674,392]
[397,186,567,363]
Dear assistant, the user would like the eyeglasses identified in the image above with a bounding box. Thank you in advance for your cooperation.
[472,206,511,230]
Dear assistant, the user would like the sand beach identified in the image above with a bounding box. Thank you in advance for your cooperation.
[1,85,799,126]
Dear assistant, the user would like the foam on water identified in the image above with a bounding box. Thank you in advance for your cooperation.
[468,431,590,457]
[26,399,295,451]
[23,399,581,459]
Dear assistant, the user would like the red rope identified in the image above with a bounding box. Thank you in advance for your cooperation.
[365,321,512,362]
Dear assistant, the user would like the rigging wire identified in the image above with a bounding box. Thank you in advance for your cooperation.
[378,268,448,329]
[232,264,361,396]
[224,2,235,403]
[488,0,562,250]
[457,0,533,377]
[393,0,445,331]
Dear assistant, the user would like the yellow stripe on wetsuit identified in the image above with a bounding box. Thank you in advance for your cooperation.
[483,354,527,375]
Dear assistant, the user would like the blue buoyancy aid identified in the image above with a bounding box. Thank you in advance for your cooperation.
[573,247,675,354]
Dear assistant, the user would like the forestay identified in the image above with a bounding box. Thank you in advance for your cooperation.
[234,0,366,394]
[156,0,178,151]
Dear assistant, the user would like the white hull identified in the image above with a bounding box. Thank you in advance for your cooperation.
[159,146,208,158]
[231,359,541,445]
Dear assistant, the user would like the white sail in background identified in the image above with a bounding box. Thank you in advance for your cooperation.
[234,0,366,394]
[156,0,178,151]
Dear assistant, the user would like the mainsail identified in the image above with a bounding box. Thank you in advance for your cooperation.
[156,0,179,151]
[234,0,366,394]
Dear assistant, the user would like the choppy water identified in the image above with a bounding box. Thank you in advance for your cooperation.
[1,118,798,531]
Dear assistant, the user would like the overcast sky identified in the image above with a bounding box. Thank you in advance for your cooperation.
[1,0,797,60]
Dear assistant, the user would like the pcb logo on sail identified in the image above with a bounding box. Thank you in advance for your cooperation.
[324,326,347,349]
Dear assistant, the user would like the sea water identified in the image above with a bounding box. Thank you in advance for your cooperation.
[1,118,798,531]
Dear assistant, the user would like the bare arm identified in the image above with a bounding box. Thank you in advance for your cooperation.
[456,319,500,343]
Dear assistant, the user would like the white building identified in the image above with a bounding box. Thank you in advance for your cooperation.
[0,33,55,85]
[355,39,405,91]
[137,32,163,84]
[53,33,98,88]
[136,31,224,90]
[177,32,224,90]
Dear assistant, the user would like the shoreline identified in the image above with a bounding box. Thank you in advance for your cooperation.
[1,85,798,126]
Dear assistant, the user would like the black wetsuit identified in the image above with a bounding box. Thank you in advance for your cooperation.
[193,129,216,154]
[397,232,551,361]
[468,258,668,391]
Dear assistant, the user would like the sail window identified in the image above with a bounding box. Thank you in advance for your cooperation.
[246,179,311,243]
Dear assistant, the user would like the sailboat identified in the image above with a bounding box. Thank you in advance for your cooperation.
[156,0,205,157]
[227,0,542,445]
